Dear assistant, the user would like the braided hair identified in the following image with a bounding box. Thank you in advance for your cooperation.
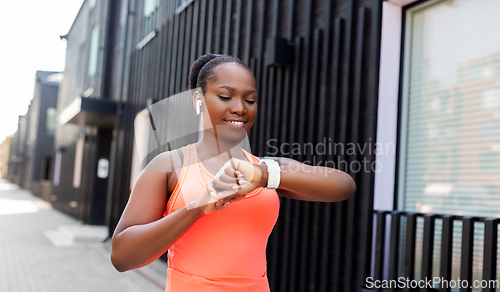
[188,53,254,94]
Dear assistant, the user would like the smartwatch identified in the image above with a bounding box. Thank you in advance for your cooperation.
[258,159,281,189]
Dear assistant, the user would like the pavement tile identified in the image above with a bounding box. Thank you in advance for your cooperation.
[0,178,167,292]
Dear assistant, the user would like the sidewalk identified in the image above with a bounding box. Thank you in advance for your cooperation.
[0,178,167,292]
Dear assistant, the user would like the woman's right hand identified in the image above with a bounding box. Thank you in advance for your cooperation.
[187,160,248,215]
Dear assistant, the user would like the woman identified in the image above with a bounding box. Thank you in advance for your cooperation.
[111,53,356,291]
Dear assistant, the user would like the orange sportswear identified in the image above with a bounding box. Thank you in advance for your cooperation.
[163,144,280,292]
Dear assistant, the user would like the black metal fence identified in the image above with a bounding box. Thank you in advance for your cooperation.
[370,211,499,292]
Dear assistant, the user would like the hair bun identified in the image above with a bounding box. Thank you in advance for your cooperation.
[189,53,222,90]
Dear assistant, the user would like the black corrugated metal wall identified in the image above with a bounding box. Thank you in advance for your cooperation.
[110,0,383,291]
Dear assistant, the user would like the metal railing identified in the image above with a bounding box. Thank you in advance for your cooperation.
[370,211,499,292]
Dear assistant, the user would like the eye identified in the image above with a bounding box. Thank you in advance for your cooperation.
[218,95,231,101]
[246,100,256,104]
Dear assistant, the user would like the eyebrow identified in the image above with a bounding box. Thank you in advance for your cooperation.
[218,85,257,94]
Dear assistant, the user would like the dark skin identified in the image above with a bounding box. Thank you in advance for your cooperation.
[110,63,357,272]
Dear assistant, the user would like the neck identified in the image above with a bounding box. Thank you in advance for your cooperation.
[196,130,248,161]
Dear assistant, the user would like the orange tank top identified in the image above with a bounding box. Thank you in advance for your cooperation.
[163,144,280,292]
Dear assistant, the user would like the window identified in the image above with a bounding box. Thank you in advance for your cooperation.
[143,0,158,17]
[140,0,159,41]
[398,0,500,287]
[88,0,97,10]
[46,107,57,137]
[398,0,500,217]
[88,25,100,76]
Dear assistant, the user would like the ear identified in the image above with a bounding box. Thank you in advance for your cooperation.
[192,90,202,108]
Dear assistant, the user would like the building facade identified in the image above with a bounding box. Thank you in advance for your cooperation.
[0,137,12,178]
[8,71,60,201]
[48,0,500,291]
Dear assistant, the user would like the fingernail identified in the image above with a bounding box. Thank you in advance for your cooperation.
[240,180,248,184]
[210,191,217,198]
[232,185,241,191]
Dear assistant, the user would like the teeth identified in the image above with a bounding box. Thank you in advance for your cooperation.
[227,120,244,125]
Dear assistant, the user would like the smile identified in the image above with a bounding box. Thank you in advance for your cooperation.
[224,119,246,127]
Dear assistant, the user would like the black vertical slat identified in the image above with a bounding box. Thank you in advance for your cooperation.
[243,0,253,64]
[318,202,332,292]
[344,6,366,292]
[298,199,310,292]
[482,218,499,292]
[421,215,436,292]
[374,211,387,285]
[278,197,292,292]
[271,67,283,146]
[214,0,223,53]
[272,0,279,37]
[189,0,200,68]
[296,0,312,163]
[288,200,301,291]
[331,202,346,292]
[206,0,214,53]
[460,217,476,292]
[175,11,185,93]
[157,26,168,99]
[440,215,454,292]
[327,18,344,159]
[255,0,267,157]
[288,35,301,147]
[263,65,274,154]
[387,212,401,292]
[403,213,417,292]
[223,0,231,55]
[163,9,174,97]
[278,0,294,152]
[182,5,192,91]
[233,0,242,57]
[197,0,207,57]
[287,0,295,40]
[306,28,322,158]
[306,29,322,292]
[358,1,382,287]
[169,15,180,95]
[316,0,333,166]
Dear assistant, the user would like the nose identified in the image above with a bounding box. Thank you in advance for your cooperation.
[229,99,247,115]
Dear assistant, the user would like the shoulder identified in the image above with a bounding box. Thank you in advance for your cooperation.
[144,148,184,174]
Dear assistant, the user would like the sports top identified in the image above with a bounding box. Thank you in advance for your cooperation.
[163,143,280,292]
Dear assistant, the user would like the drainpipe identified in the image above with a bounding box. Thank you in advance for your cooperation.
[105,0,132,238]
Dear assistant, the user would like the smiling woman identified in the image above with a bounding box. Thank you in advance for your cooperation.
[110,53,357,292]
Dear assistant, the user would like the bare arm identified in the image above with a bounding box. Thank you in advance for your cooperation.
[268,157,356,202]
[110,151,243,272]
[110,151,202,272]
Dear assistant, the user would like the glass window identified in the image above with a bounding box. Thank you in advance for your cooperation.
[88,0,97,10]
[88,25,100,77]
[46,107,57,137]
[143,0,159,17]
[398,0,500,288]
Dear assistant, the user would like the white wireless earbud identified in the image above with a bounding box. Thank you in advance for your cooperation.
[196,100,202,115]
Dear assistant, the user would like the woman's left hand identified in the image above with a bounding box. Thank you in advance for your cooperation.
[206,158,266,206]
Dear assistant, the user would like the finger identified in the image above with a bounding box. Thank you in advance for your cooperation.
[219,173,240,184]
[212,179,238,191]
[206,180,218,198]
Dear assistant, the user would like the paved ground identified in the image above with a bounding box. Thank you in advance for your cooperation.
[0,178,167,292]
